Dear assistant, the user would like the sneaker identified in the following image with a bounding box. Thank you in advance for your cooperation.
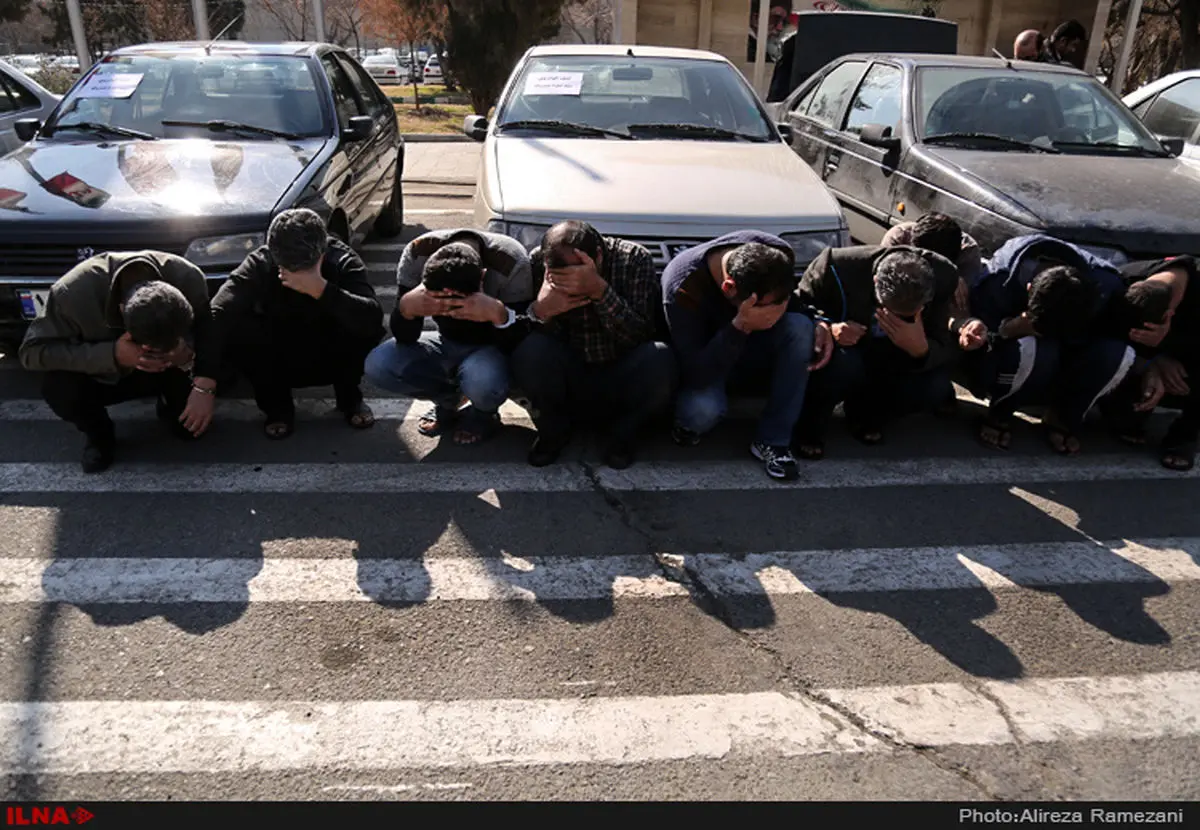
[671,425,701,447]
[528,433,570,467]
[750,441,799,481]
[81,435,115,474]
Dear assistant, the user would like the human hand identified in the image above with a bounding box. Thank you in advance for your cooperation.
[179,380,215,436]
[810,321,834,371]
[958,319,988,351]
[1130,318,1170,349]
[279,265,327,299]
[732,294,787,333]
[447,292,507,324]
[546,249,607,300]
[533,279,591,320]
[1156,355,1190,397]
[877,308,928,358]
[1136,364,1166,412]
[831,321,866,346]
[399,284,465,319]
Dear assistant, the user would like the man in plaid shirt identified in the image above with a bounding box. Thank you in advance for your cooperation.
[512,221,677,469]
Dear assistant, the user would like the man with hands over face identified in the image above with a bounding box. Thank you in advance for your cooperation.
[663,232,833,481]
[513,221,677,470]
[365,228,532,446]
[20,251,219,473]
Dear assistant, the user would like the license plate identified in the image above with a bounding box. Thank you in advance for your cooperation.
[17,289,49,320]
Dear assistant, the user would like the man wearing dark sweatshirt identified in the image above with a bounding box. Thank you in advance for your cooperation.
[20,250,219,472]
[795,244,959,454]
[207,209,384,439]
[662,231,833,482]
[365,228,532,446]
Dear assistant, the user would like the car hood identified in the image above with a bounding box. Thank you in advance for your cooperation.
[491,137,843,231]
[0,137,326,222]
[925,147,1200,255]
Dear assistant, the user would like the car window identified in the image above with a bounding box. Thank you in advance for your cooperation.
[321,54,365,129]
[1141,78,1200,141]
[1130,96,1155,119]
[0,80,16,114]
[789,78,819,114]
[806,61,866,128]
[0,73,39,111]
[336,54,387,118]
[844,63,902,137]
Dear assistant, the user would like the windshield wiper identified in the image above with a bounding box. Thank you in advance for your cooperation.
[1051,141,1170,157]
[627,123,767,142]
[161,119,302,140]
[47,121,157,140]
[496,119,633,140]
[923,132,1059,153]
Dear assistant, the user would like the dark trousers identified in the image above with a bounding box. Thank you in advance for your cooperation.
[799,344,954,440]
[1107,349,1200,445]
[510,332,678,444]
[42,368,191,440]
[969,336,1134,431]
[226,318,377,419]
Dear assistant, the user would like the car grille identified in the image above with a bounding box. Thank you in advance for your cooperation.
[624,237,705,272]
[0,243,189,278]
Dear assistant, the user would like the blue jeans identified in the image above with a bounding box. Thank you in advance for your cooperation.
[364,332,509,414]
[971,336,1135,431]
[674,312,815,447]
[510,333,678,444]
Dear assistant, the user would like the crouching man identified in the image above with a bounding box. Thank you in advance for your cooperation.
[208,209,384,439]
[365,228,532,446]
[19,251,219,472]
[663,232,833,481]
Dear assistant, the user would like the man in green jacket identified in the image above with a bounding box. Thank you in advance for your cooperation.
[19,251,219,473]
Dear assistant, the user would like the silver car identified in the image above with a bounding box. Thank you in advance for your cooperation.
[1124,69,1200,164]
[362,54,408,85]
[0,59,59,155]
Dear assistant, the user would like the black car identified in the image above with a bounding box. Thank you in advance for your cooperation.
[775,53,1200,263]
[0,41,403,340]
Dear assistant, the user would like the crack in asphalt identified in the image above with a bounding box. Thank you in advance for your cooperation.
[578,460,1003,799]
[971,682,1029,747]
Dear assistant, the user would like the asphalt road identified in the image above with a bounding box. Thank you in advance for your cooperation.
[0,181,1198,802]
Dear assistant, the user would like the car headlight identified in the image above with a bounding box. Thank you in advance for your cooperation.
[488,221,550,252]
[780,230,846,268]
[185,233,264,267]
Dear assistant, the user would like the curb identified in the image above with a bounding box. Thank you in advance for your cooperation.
[401,134,472,143]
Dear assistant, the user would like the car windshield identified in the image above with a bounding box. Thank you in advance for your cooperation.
[495,54,775,140]
[46,53,328,140]
[916,67,1164,154]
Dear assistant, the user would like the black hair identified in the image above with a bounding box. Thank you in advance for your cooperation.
[1026,265,1096,338]
[751,0,793,13]
[541,221,605,269]
[874,250,936,312]
[422,242,483,296]
[1120,280,1173,329]
[1052,20,1087,44]
[122,281,194,352]
[725,242,795,304]
[268,208,328,271]
[909,213,963,265]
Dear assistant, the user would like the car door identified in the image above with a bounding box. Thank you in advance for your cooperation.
[822,62,905,245]
[335,52,399,230]
[783,59,868,190]
[319,53,376,240]
[1137,77,1200,161]
[0,69,45,154]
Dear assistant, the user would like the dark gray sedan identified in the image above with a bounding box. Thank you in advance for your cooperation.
[774,53,1200,262]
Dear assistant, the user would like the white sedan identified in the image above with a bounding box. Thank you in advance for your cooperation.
[464,44,848,272]
[1124,69,1200,163]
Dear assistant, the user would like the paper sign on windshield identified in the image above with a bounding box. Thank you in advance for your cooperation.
[76,73,144,99]
[524,72,584,96]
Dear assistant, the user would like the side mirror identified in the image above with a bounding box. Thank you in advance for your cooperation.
[343,115,374,142]
[14,119,41,142]
[776,122,793,143]
[463,114,488,142]
[860,123,901,150]
[1159,136,1185,157]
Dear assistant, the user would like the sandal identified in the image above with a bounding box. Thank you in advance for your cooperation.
[1160,423,1197,472]
[264,417,294,441]
[849,423,884,446]
[342,401,375,430]
[452,408,501,446]
[977,414,1012,451]
[794,435,825,461]
[1044,417,1081,457]
[417,404,459,437]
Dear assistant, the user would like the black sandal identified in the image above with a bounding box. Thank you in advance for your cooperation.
[452,408,501,446]
[850,423,884,446]
[1044,421,1081,457]
[342,401,375,430]
[794,436,825,461]
[1160,423,1197,472]
[977,414,1012,451]
[264,416,294,441]
[417,404,458,437]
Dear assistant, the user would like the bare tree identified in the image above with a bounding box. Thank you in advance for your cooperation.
[559,0,612,44]
[257,0,310,41]
[1100,0,1200,93]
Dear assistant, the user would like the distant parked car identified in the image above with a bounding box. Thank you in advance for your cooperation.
[50,55,80,75]
[423,56,443,84]
[1124,69,1200,164]
[0,59,60,155]
[363,54,407,84]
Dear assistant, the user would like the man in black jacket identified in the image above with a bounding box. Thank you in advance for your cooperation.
[796,245,960,454]
[208,209,384,439]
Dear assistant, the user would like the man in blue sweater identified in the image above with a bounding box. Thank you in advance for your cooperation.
[662,232,833,481]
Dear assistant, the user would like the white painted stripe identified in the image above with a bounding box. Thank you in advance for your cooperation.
[403,208,474,216]
[2,539,1199,604]
[2,671,1197,772]
[0,456,1195,494]
[0,397,534,423]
